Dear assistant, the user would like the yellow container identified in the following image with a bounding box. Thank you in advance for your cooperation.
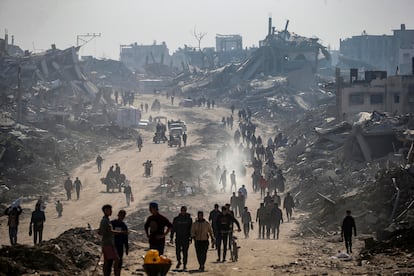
[159,255,172,264]
[144,249,161,264]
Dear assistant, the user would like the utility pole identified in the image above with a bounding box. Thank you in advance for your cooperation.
[76,33,101,48]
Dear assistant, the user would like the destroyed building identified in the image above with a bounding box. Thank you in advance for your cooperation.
[0,33,24,58]
[336,64,414,121]
[340,24,414,75]
[215,34,249,66]
[235,17,330,82]
[119,41,172,74]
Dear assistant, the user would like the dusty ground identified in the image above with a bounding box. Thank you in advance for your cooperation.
[2,94,405,275]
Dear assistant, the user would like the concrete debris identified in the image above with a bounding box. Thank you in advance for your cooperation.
[0,227,100,275]
[280,108,414,253]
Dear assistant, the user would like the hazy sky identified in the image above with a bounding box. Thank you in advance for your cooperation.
[1,0,413,60]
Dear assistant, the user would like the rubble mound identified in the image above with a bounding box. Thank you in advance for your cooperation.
[0,227,100,276]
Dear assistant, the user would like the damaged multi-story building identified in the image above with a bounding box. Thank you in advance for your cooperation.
[0,32,24,58]
[339,24,414,75]
[119,41,171,74]
[336,60,414,121]
[215,34,250,66]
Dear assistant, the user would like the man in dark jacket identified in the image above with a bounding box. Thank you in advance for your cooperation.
[64,177,73,200]
[74,177,82,200]
[283,192,295,221]
[271,203,283,239]
[110,210,129,276]
[216,206,241,262]
[30,203,46,244]
[4,205,23,245]
[170,206,192,271]
[341,210,357,254]
[208,204,221,249]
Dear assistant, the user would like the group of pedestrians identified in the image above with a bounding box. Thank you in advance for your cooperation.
[99,205,129,276]
[142,201,245,272]
[63,176,83,200]
[144,201,214,272]
[4,200,46,246]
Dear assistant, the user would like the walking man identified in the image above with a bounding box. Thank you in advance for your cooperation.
[283,192,295,221]
[144,202,173,255]
[96,155,103,173]
[55,200,63,217]
[271,203,283,239]
[74,177,82,200]
[124,184,132,207]
[230,170,237,193]
[29,203,46,244]
[219,169,227,193]
[99,204,127,276]
[191,211,215,272]
[241,206,252,239]
[182,132,188,147]
[230,192,238,217]
[110,210,129,276]
[341,210,357,254]
[170,206,192,271]
[256,203,265,239]
[64,177,73,200]
[4,205,23,245]
[208,204,221,249]
[216,206,241,262]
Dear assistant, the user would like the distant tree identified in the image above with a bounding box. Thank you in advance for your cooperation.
[192,26,207,51]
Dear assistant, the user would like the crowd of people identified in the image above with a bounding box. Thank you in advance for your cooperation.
[2,100,358,276]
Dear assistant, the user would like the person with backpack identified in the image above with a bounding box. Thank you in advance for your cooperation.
[4,205,23,245]
[29,203,46,244]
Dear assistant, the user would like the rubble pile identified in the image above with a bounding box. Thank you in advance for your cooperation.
[0,116,137,203]
[0,45,140,204]
[282,110,414,239]
[0,227,100,276]
[0,46,100,102]
[82,57,140,90]
[175,69,333,123]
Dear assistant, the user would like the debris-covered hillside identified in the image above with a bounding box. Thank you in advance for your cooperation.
[0,46,138,205]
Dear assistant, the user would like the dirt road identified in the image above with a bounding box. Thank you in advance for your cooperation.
[0,95,362,275]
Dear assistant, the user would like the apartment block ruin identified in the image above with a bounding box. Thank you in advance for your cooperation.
[336,60,414,121]
[340,24,414,75]
[119,41,170,73]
